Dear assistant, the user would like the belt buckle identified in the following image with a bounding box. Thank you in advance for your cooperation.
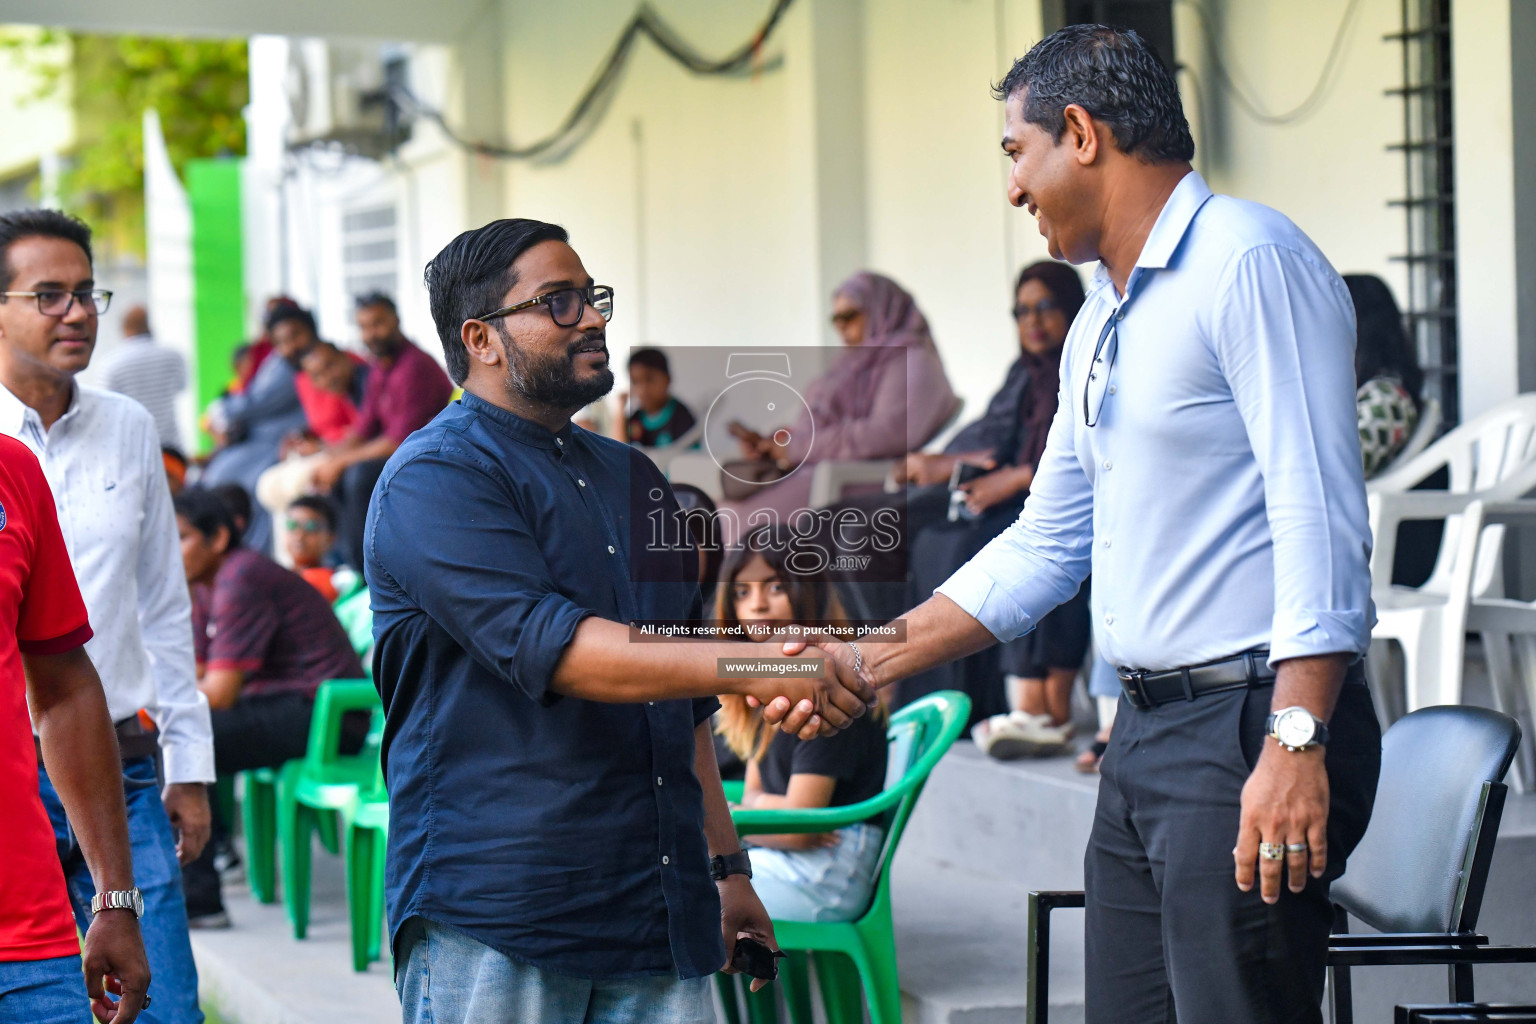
[1120,669,1151,710]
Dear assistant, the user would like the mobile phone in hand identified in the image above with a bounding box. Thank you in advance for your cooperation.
[730,937,787,980]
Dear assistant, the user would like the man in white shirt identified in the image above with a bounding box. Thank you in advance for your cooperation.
[101,306,187,451]
[0,208,213,1022]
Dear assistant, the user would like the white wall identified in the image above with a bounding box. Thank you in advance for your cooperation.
[236,0,1517,428]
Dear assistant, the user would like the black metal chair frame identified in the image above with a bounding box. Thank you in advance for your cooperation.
[1026,780,1536,1024]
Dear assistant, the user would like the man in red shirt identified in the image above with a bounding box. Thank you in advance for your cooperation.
[308,293,453,569]
[0,434,149,1022]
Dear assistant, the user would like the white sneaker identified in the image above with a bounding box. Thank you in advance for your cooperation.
[975,711,1072,760]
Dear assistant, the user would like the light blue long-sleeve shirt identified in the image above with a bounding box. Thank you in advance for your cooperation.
[937,171,1374,671]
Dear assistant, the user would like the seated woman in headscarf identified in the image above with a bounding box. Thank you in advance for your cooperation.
[718,272,957,543]
[893,261,1092,754]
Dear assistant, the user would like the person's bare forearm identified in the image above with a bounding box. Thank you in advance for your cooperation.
[695,724,745,857]
[1270,653,1349,722]
[26,648,135,893]
[862,594,997,689]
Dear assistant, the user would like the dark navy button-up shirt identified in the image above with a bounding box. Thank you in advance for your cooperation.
[364,391,722,980]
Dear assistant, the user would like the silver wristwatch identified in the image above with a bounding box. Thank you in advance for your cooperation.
[1266,706,1330,752]
[91,888,145,919]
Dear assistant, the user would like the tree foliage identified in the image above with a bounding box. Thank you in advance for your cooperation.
[0,30,248,256]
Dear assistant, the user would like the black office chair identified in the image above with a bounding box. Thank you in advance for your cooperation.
[1395,1006,1536,1023]
[1026,706,1535,1024]
[1329,705,1534,1022]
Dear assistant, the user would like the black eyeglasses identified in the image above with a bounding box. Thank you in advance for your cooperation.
[1013,298,1060,320]
[1083,309,1121,428]
[0,289,112,317]
[473,285,614,329]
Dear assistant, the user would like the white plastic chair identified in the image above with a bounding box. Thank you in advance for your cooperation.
[636,417,706,476]
[1458,500,1536,791]
[1369,395,1536,713]
[1392,395,1442,467]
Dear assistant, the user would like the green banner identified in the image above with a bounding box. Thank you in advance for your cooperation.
[187,157,244,455]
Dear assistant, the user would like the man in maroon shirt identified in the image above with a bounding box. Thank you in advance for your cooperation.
[309,294,453,569]
[171,486,364,923]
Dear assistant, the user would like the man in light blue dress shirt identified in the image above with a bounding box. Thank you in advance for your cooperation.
[773,25,1380,1024]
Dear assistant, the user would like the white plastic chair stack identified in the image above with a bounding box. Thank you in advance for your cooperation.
[805,394,966,509]
[1368,394,1536,714]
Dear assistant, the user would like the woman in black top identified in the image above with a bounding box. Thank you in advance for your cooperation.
[716,528,888,922]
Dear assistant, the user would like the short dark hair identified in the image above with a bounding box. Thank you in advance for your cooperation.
[1344,274,1423,405]
[287,493,338,532]
[265,303,316,336]
[628,347,670,377]
[424,218,570,385]
[1015,260,1088,323]
[994,24,1194,164]
[175,487,242,547]
[210,483,252,542]
[355,291,397,314]
[0,209,93,291]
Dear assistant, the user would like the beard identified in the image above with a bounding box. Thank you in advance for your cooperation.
[496,323,614,411]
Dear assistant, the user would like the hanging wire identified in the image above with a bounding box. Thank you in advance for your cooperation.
[1177,0,1363,126]
[386,0,795,162]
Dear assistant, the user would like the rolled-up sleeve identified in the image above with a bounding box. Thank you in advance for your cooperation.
[1213,245,1375,665]
[937,374,1095,641]
[368,449,590,704]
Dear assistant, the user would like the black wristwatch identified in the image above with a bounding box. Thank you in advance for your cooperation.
[710,850,753,882]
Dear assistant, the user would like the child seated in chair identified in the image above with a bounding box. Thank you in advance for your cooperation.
[285,494,343,602]
[716,526,887,923]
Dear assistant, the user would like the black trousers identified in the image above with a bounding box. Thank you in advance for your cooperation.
[1085,680,1380,1024]
[332,457,389,572]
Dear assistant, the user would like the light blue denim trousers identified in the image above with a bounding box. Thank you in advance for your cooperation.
[0,955,88,1024]
[747,822,883,923]
[37,756,203,1024]
[395,917,713,1024]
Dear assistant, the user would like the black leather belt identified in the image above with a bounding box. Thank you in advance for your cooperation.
[1118,649,1366,709]
[1118,649,1276,710]
[35,715,160,768]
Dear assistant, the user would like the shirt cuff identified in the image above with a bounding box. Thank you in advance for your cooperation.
[935,561,1032,643]
[1267,608,1374,668]
[512,594,590,706]
[18,622,94,656]
[160,736,217,785]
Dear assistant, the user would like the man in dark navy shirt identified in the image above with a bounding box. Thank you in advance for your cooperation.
[366,219,873,1024]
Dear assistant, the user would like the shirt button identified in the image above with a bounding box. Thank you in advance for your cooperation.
[607,545,616,554]
[556,437,564,446]
[648,701,656,706]
[1105,614,1115,625]
[656,776,664,786]
[661,855,670,865]
[578,479,586,487]
[1102,538,1111,548]
[1108,385,1117,395]
[1115,309,1125,321]
[1103,460,1112,470]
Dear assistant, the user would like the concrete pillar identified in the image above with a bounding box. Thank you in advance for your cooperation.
[1454,0,1536,417]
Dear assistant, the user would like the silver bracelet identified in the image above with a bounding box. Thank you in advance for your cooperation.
[848,640,863,675]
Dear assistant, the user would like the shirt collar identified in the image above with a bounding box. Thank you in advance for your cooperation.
[1089,169,1214,293]
[459,390,575,452]
[0,380,80,437]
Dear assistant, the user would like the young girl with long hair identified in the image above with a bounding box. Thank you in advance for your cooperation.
[716,527,888,922]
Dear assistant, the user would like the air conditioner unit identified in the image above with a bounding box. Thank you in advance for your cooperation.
[284,40,410,159]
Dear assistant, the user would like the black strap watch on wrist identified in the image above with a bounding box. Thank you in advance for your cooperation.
[710,850,753,882]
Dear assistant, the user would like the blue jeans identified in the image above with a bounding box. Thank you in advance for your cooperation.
[747,822,883,923]
[395,917,713,1024]
[0,955,87,1023]
[37,757,204,1024]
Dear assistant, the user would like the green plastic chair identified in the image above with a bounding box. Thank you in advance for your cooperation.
[240,680,381,906]
[274,680,382,938]
[722,690,971,1024]
[340,755,389,971]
